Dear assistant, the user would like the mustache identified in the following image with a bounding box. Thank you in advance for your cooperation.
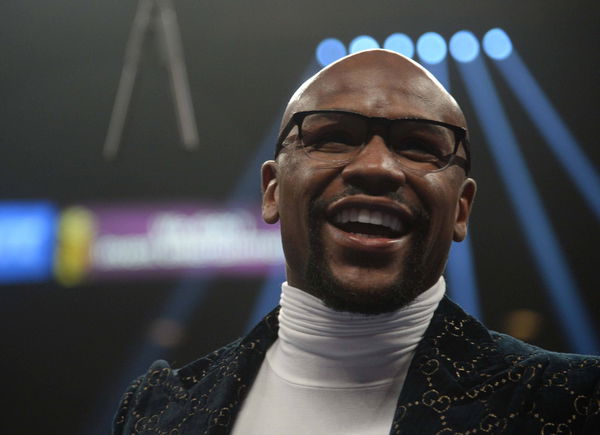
[308,186,430,224]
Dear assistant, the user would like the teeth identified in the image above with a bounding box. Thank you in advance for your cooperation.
[371,211,382,226]
[342,209,350,223]
[358,209,369,223]
[382,213,391,228]
[334,208,403,232]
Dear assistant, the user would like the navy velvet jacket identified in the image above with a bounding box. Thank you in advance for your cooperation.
[113,297,600,434]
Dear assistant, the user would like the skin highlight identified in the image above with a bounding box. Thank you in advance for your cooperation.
[262,49,476,314]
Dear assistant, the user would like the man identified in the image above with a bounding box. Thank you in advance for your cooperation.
[113,50,599,434]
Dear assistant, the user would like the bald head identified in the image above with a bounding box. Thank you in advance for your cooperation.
[285,50,464,125]
[277,49,469,168]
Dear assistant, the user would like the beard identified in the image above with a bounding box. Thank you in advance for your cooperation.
[303,188,432,315]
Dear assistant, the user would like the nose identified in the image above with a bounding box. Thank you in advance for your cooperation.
[340,135,407,195]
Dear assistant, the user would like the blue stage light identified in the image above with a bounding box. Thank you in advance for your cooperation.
[492,52,600,219]
[416,32,447,64]
[349,35,379,54]
[315,38,347,67]
[455,55,599,354]
[483,28,513,60]
[447,237,481,320]
[449,30,480,63]
[383,33,414,58]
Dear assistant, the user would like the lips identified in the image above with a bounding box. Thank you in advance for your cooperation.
[326,196,414,240]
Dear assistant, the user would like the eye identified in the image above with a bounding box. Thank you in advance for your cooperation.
[392,138,442,161]
[303,126,362,153]
[389,121,454,163]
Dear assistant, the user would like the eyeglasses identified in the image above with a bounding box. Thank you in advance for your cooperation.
[275,110,470,174]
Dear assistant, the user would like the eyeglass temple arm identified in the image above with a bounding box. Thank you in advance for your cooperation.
[448,154,469,173]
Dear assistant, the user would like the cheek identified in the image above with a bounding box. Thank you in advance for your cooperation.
[276,163,341,251]
[278,158,341,214]
[275,168,313,248]
[415,175,462,236]
[414,180,458,272]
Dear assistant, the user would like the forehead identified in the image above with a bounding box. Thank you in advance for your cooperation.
[285,50,464,127]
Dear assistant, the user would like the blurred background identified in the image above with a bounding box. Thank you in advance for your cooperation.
[1,0,598,433]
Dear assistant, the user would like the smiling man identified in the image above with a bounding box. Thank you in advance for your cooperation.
[261,49,474,316]
[114,50,599,434]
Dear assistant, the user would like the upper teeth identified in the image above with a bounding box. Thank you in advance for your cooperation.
[333,208,403,232]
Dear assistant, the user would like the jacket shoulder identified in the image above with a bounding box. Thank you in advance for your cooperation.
[112,338,242,434]
[112,308,279,435]
[489,330,600,390]
[397,297,600,433]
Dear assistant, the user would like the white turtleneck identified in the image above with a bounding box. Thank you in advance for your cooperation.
[231,277,445,435]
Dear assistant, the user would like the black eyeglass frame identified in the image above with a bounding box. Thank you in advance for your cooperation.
[274,109,471,174]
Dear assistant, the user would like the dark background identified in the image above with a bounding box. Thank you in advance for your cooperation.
[1,1,598,434]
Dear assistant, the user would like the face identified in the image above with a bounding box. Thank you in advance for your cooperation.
[262,50,476,314]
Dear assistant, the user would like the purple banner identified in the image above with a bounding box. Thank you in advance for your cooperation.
[54,202,284,284]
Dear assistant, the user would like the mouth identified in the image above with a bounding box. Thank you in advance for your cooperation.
[326,196,414,241]
[332,208,404,238]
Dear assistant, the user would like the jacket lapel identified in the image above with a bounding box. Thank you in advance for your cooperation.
[179,308,280,434]
[389,297,503,434]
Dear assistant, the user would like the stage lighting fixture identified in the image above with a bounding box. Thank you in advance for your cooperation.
[483,28,513,60]
[103,0,199,160]
[449,30,480,63]
[383,33,414,58]
[416,32,447,64]
[316,38,347,67]
[349,35,380,54]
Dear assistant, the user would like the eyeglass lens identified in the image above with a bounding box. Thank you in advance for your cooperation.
[299,112,457,171]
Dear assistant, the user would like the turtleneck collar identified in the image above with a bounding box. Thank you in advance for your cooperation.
[267,277,445,389]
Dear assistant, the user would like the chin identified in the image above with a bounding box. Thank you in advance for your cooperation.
[305,261,427,315]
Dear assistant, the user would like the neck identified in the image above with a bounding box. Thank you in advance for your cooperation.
[267,277,445,388]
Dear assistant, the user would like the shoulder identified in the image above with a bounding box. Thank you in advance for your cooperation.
[489,330,600,391]
[112,309,280,435]
[399,297,600,432]
[487,331,600,429]
[491,328,600,366]
[112,338,242,435]
[433,297,600,384]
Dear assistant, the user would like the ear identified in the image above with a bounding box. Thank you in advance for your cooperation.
[453,177,477,242]
[261,160,280,224]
